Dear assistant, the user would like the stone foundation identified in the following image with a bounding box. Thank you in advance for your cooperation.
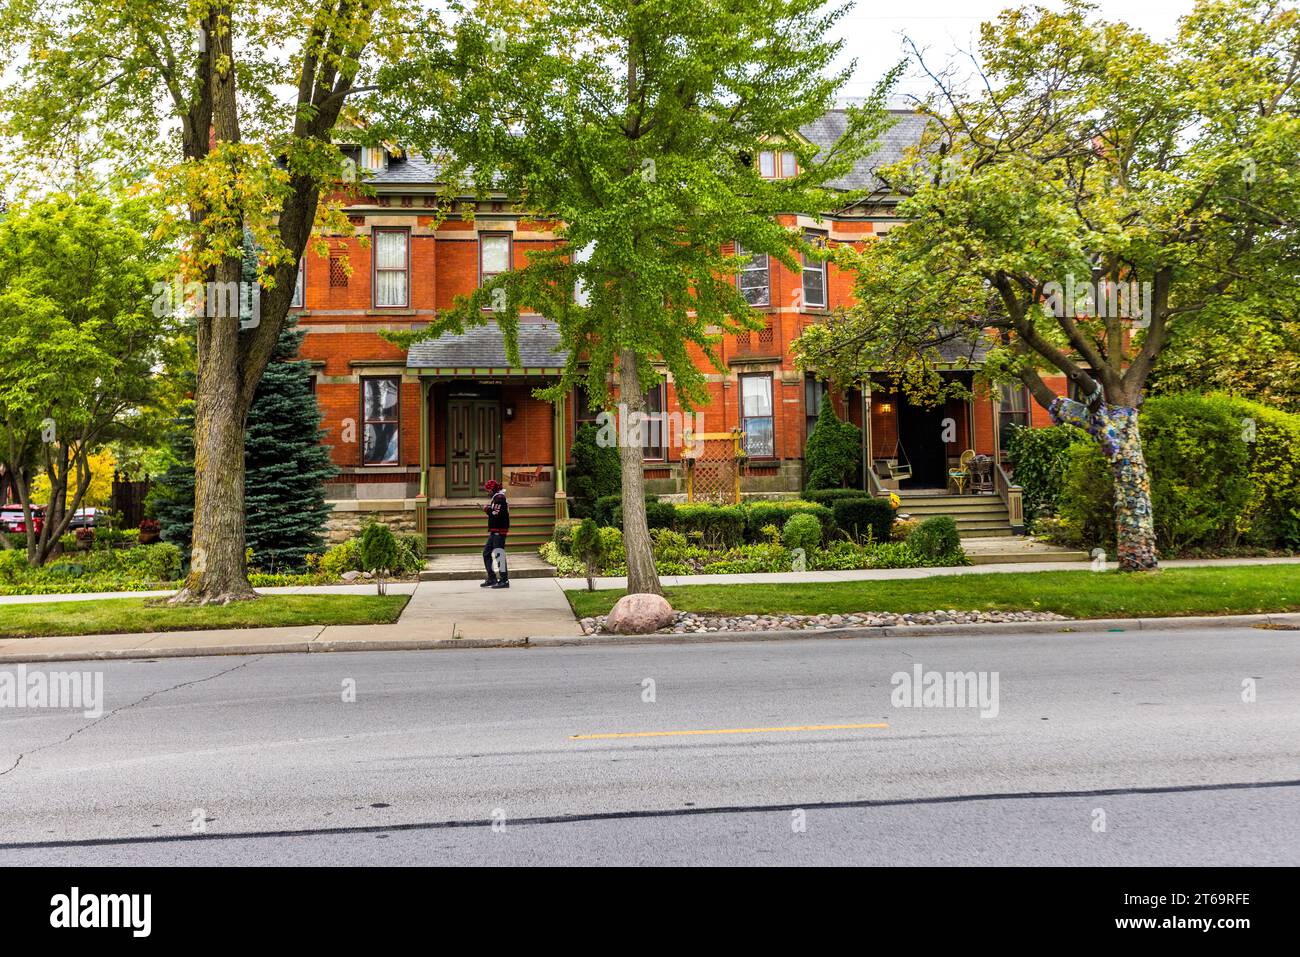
[324,502,418,543]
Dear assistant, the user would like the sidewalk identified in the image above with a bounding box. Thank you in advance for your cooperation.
[0,555,1295,665]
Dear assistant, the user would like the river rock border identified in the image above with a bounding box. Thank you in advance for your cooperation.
[579,609,1070,635]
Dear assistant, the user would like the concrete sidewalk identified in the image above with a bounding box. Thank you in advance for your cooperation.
[0,556,1295,665]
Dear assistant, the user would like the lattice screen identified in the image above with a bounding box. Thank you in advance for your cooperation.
[686,432,743,504]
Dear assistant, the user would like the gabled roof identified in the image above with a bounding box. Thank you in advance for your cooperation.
[799,109,931,194]
[364,108,931,196]
[406,319,568,371]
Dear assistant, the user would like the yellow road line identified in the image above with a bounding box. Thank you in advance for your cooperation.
[570,722,889,740]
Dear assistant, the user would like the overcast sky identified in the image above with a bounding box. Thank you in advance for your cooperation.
[830,0,1196,103]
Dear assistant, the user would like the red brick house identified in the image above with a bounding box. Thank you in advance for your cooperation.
[293,111,1068,551]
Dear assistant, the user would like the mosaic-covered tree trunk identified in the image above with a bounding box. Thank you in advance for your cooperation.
[1049,397,1158,571]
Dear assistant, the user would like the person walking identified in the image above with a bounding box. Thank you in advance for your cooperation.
[480,479,510,588]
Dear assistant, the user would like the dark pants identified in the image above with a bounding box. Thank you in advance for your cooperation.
[483,531,507,581]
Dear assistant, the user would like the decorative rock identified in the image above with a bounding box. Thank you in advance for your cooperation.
[340,571,361,582]
[588,607,1070,636]
[604,593,676,635]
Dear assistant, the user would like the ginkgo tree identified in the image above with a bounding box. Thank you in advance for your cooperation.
[0,0,442,602]
[378,0,894,595]
[796,0,1300,571]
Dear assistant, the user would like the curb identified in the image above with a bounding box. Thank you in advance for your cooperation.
[1,612,1295,665]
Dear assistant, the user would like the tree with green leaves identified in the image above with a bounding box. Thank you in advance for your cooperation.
[0,0,442,602]
[155,318,336,571]
[0,191,177,566]
[795,0,1300,571]
[380,0,894,594]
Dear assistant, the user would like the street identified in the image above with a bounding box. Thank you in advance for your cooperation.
[1,627,1297,865]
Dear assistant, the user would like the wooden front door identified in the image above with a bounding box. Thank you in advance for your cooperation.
[446,398,501,497]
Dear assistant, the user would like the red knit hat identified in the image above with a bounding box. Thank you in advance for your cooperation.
[483,480,503,493]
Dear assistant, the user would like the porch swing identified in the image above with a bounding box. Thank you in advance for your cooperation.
[883,441,913,482]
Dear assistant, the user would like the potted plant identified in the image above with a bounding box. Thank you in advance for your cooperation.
[139,518,161,544]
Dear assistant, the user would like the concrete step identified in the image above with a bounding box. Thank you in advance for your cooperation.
[957,528,1016,538]
[967,548,1089,564]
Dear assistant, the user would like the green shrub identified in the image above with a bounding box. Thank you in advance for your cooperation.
[906,516,961,561]
[553,518,581,555]
[867,542,921,569]
[1054,443,1115,551]
[743,500,833,541]
[568,422,621,518]
[599,526,625,565]
[1214,395,1300,549]
[674,503,746,547]
[803,399,862,490]
[358,522,402,573]
[538,540,585,576]
[801,488,874,506]
[831,497,895,544]
[571,518,606,589]
[781,513,822,553]
[1005,423,1088,523]
[319,538,361,577]
[593,495,623,527]
[610,497,676,530]
[395,534,426,574]
[0,549,26,583]
[1142,393,1251,552]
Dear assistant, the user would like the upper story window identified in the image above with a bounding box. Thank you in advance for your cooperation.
[480,233,512,285]
[801,230,827,308]
[372,228,408,307]
[757,150,798,179]
[361,146,388,173]
[735,243,770,307]
[290,255,304,308]
[573,241,594,306]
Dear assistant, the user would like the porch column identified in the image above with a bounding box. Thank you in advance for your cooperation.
[861,383,872,491]
[418,379,431,499]
[553,388,568,521]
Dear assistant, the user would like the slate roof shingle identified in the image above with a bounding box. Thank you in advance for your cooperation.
[366,108,931,196]
[406,319,568,369]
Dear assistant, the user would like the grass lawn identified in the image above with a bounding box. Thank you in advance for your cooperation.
[0,594,410,639]
[565,565,1300,621]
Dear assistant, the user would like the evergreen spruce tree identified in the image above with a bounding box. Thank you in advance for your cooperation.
[155,318,336,571]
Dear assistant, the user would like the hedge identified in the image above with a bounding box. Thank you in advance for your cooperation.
[801,488,875,506]
[831,497,895,544]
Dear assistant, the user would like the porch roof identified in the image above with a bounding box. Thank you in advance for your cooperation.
[406,319,568,376]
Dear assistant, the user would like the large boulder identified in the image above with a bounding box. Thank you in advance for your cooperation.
[605,593,675,634]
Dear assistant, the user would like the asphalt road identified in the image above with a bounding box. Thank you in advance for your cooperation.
[0,626,1296,865]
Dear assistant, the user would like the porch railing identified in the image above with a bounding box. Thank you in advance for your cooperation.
[995,463,1025,533]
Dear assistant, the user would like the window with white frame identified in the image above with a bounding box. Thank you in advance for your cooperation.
[801,230,827,308]
[741,374,775,458]
[372,229,408,307]
[736,243,770,306]
[642,382,666,461]
[757,150,798,179]
[480,233,511,285]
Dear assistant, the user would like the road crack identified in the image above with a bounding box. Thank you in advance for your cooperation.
[0,656,262,778]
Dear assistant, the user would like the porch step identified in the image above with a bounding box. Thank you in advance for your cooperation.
[425,502,556,555]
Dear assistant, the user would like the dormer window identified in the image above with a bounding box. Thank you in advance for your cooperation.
[361,146,388,172]
[758,149,798,179]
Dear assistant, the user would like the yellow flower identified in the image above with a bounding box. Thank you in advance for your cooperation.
[889,493,901,509]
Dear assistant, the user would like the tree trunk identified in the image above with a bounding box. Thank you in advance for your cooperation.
[618,348,663,596]
[171,365,255,603]
[1049,397,1158,571]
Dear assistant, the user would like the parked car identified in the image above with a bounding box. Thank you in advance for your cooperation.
[66,507,103,529]
[0,504,45,535]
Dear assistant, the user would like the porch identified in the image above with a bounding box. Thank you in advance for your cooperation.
[407,320,569,553]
